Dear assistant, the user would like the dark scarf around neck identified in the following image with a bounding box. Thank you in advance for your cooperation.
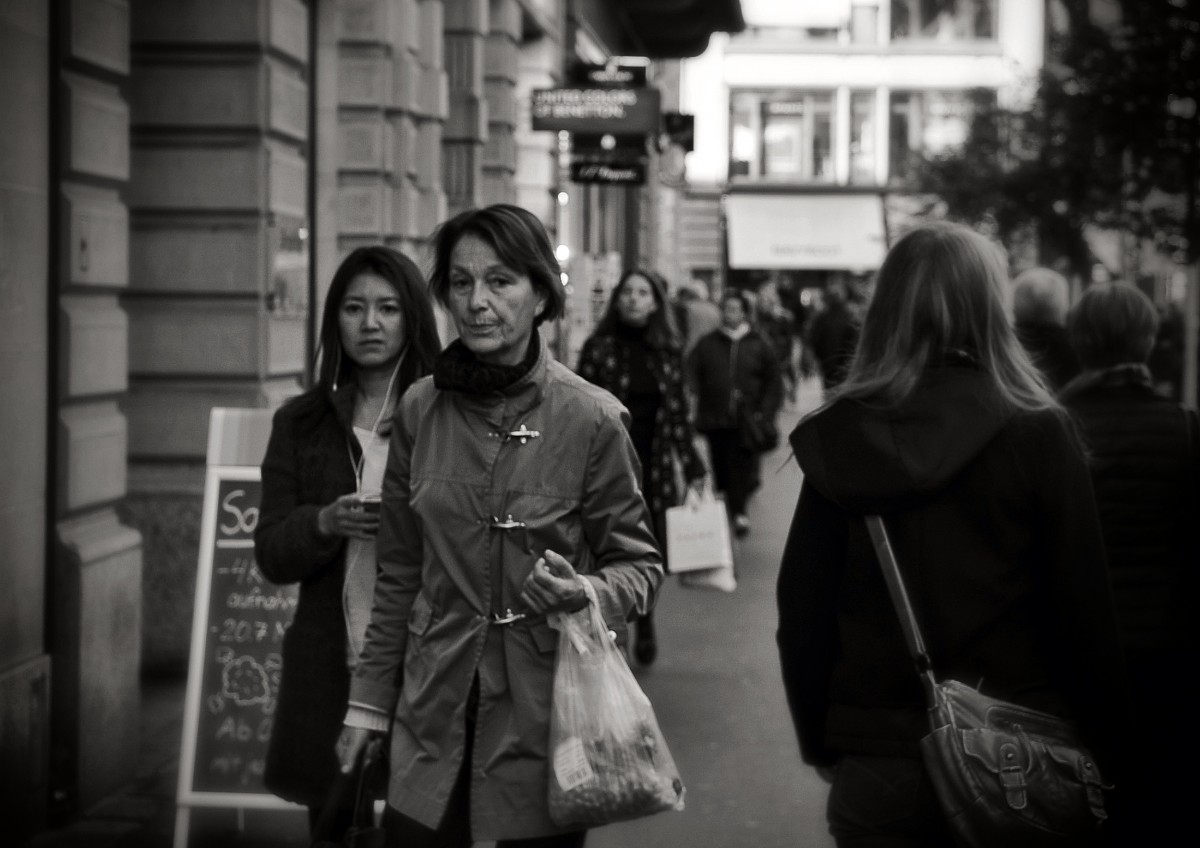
[433,335,540,395]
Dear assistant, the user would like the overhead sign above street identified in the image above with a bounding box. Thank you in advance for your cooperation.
[531,87,662,134]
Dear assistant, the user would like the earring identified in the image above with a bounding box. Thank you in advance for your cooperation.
[331,345,343,392]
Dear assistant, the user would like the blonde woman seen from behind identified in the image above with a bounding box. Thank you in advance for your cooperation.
[776,222,1129,847]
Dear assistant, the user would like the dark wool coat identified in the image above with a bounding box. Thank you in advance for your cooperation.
[255,384,374,807]
[686,328,783,432]
[777,366,1129,776]
[576,332,705,515]
[1060,369,1200,656]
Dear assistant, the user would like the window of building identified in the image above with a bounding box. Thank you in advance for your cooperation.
[888,89,995,182]
[850,4,879,44]
[890,0,996,41]
[730,91,836,182]
[850,91,877,184]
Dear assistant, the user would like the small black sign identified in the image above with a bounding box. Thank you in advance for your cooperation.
[571,62,648,87]
[570,160,647,185]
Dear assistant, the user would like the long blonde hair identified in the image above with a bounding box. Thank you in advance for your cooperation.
[835,221,1057,411]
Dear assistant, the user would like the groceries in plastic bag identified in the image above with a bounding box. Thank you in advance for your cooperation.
[546,582,685,828]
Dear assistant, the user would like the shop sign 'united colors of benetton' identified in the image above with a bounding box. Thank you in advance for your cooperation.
[531,87,661,134]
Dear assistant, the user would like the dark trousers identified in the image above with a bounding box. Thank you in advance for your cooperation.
[382,679,587,848]
[826,756,955,848]
[703,428,758,517]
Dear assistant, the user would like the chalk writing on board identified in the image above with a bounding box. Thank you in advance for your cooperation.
[190,478,298,794]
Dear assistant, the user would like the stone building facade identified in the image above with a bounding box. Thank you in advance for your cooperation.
[0,0,741,841]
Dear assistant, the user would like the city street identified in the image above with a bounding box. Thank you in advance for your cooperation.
[590,399,835,848]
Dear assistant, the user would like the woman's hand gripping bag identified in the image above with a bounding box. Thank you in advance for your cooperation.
[546,582,685,828]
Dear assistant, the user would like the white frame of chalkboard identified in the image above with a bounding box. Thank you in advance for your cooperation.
[174,462,303,848]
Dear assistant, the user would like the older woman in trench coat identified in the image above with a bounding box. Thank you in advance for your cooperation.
[337,204,663,848]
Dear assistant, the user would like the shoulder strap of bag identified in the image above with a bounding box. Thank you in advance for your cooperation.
[864,515,939,702]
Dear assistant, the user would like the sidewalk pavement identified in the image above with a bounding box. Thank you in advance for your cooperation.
[25,375,828,848]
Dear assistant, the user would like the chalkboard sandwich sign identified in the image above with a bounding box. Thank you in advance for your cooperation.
[174,409,300,847]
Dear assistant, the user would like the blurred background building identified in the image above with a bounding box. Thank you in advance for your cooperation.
[674,0,1044,301]
[0,0,742,842]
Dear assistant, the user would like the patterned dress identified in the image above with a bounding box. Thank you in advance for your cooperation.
[577,328,706,517]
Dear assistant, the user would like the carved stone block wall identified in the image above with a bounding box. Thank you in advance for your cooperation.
[0,4,52,839]
[127,0,310,673]
[51,0,145,816]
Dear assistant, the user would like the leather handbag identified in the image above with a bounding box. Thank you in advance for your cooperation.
[311,737,386,848]
[737,405,779,453]
[865,516,1109,848]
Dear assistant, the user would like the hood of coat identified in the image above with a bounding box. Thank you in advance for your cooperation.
[789,366,1015,513]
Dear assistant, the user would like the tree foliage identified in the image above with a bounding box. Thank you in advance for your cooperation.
[915,0,1200,275]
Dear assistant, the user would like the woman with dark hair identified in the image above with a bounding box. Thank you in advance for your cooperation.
[577,268,707,665]
[776,222,1128,847]
[687,287,783,537]
[1060,282,1199,846]
[336,204,663,847]
[254,246,440,839]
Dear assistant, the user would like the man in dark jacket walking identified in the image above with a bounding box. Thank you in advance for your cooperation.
[687,288,783,536]
[1012,267,1081,392]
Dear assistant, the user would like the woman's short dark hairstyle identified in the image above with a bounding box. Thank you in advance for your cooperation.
[428,204,565,325]
[593,267,682,351]
[313,245,440,395]
[1067,282,1159,369]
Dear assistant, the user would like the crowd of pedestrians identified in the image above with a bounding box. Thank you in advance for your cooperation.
[252,203,1196,848]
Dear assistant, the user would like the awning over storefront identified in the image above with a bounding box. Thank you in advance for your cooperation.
[725,192,887,271]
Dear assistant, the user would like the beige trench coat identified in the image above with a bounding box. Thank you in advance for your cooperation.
[349,340,664,840]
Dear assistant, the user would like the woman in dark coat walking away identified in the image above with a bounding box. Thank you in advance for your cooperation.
[776,222,1128,848]
[1060,282,1200,847]
[254,246,440,838]
[577,268,707,665]
[687,288,783,537]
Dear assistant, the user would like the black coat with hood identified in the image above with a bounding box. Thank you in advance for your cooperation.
[776,364,1128,775]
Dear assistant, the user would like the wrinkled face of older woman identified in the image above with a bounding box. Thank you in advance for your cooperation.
[449,234,547,367]
[616,274,659,328]
[339,272,406,371]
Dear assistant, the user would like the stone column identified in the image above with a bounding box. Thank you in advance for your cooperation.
[483,0,518,205]
[515,31,561,225]
[125,0,310,672]
[52,0,145,812]
[443,0,487,215]
[0,3,52,839]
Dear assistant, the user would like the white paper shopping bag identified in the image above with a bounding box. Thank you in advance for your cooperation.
[664,489,734,574]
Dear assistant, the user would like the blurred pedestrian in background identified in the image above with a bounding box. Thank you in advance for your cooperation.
[577,267,707,666]
[1060,281,1199,847]
[688,288,783,538]
[336,204,663,847]
[673,278,722,354]
[808,278,862,393]
[255,246,440,840]
[777,222,1127,848]
[755,280,798,404]
[1011,266,1081,393]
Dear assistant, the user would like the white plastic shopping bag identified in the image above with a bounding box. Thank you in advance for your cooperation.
[546,581,685,828]
[666,486,737,591]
